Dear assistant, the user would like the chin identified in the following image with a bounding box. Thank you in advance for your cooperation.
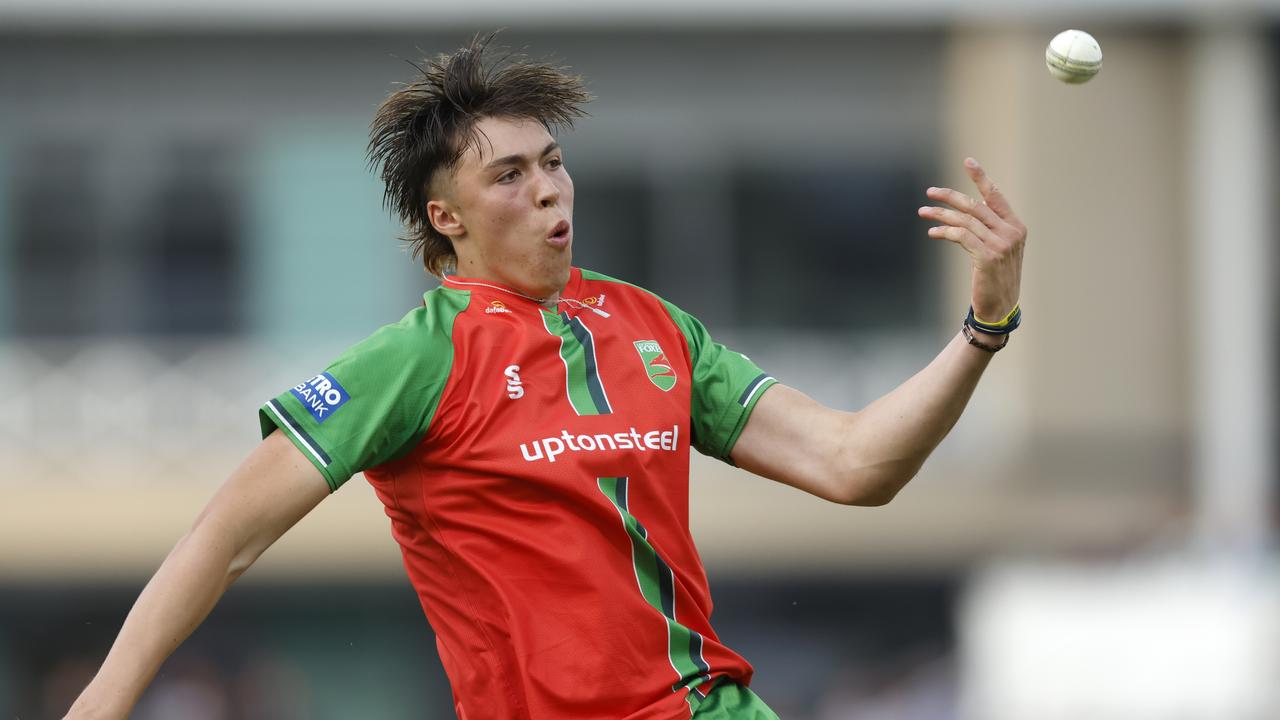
[538,253,572,293]
[515,261,570,301]
[550,262,572,290]
[530,269,570,301]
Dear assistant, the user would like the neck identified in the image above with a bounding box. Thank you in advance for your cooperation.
[452,257,568,303]
[444,272,564,307]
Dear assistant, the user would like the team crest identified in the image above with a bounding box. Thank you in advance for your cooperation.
[633,340,676,392]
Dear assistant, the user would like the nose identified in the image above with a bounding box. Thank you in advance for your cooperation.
[533,168,560,208]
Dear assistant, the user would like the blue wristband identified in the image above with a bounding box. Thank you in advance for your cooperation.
[965,305,1022,335]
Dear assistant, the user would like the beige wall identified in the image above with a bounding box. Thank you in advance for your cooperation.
[942,27,1191,486]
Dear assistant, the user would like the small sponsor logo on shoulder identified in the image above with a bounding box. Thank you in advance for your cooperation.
[485,300,512,315]
[582,293,605,308]
[290,372,349,424]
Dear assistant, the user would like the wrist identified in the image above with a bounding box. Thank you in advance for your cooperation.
[961,323,1009,353]
[966,304,1021,335]
[66,679,136,720]
[971,325,1006,342]
[961,304,1021,353]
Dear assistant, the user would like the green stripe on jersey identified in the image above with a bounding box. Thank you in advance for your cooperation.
[575,268,777,461]
[541,310,612,416]
[597,477,712,712]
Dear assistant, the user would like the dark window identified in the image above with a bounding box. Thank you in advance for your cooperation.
[6,135,243,338]
[9,140,102,336]
[732,166,935,330]
[138,142,242,335]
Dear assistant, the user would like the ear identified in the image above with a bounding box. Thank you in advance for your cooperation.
[427,199,466,240]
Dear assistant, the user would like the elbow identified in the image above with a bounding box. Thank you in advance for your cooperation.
[834,484,899,507]
[845,486,900,507]
[183,516,256,587]
[225,536,268,584]
[824,449,928,506]
[830,469,915,507]
[226,554,254,583]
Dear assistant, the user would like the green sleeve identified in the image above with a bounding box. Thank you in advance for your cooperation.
[258,288,468,491]
[659,299,777,462]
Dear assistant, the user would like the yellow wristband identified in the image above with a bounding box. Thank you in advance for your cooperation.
[974,304,1020,328]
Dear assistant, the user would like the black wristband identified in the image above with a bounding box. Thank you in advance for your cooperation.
[965,305,1022,335]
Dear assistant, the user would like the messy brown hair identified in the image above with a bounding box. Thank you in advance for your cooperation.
[367,33,592,277]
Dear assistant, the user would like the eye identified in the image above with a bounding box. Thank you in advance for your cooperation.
[547,156,563,170]
[498,169,520,183]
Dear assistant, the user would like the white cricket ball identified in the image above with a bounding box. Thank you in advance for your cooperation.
[1045,29,1102,84]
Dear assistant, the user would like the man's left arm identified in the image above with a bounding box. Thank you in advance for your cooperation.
[731,157,1026,506]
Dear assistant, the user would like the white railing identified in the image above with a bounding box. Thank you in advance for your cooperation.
[0,331,942,486]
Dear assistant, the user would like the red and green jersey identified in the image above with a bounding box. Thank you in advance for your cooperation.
[259,267,777,719]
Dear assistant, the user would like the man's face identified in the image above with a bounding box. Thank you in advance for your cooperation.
[431,116,574,300]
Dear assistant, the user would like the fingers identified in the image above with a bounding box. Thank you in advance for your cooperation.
[920,158,1029,261]
[963,157,1016,221]
[917,204,998,247]
[922,158,1028,249]
[924,186,1005,231]
[926,224,986,257]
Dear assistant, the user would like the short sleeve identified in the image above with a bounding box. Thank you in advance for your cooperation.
[258,290,467,491]
[660,299,777,462]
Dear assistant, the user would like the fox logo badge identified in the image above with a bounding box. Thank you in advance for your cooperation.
[633,340,676,392]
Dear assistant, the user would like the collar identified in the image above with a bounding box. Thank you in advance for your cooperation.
[440,267,589,310]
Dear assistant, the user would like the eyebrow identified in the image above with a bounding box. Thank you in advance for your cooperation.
[484,141,560,170]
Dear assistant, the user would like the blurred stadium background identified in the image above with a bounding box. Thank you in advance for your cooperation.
[0,1,1276,718]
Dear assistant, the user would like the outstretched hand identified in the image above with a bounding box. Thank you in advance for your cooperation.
[918,158,1026,323]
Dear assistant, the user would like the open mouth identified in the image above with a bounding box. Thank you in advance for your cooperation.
[547,220,571,246]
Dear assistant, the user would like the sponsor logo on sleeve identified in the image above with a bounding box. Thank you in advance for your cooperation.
[290,372,349,424]
[634,340,677,392]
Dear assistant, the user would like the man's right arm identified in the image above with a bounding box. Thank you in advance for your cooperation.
[64,429,332,720]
